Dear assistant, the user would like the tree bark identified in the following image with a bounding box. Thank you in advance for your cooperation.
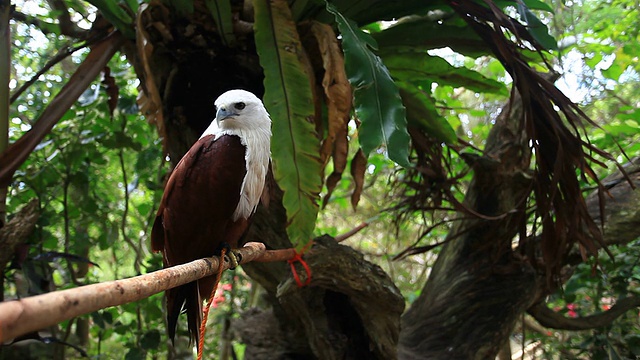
[0,198,39,301]
[238,236,404,360]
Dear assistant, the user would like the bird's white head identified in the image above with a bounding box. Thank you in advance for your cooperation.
[201,90,271,139]
[216,89,271,130]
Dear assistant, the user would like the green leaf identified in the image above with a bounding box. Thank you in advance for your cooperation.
[86,0,134,38]
[254,0,322,247]
[123,0,139,13]
[521,0,554,12]
[374,19,489,58]
[618,108,640,122]
[380,50,509,96]
[601,60,623,81]
[205,0,236,46]
[495,0,553,12]
[398,85,457,144]
[516,3,558,50]
[140,330,161,350]
[584,52,603,69]
[325,2,411,167]
[124,347,145,360]
[162,0,194,16]
[318,0,449,27]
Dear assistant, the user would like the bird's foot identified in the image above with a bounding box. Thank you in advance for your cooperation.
[217,242,241,270]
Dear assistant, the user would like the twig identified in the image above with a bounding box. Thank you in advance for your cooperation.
[528,296,640,330]
[0,242,302,342]
[47,0,88,38]
[119,147,142,274]
[10,42,88,104]
[11,10,59,36]
[62,167,81,286]
[334,222,369,242]
[251,247,296,262]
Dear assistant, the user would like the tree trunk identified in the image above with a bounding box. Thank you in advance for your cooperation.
[239,236,404,359]
[398,96,640,358]
[399,92,540,359]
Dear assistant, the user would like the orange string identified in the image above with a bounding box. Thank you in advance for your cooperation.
[287,242,313,287]
[198,248,227,360]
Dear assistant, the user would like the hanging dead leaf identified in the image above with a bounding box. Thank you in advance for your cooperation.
[136,2,166,147]
[449,0,623,285]
[309,21,352,166]
[101,66,119,116]
[350,148,367,210]
[321,126,348,208]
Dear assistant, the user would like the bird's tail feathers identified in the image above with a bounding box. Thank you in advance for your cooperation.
[166,281,202,345]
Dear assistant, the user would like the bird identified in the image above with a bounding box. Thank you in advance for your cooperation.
[151,89,272,343]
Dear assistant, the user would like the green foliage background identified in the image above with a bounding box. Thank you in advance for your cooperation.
[1,0,639,359]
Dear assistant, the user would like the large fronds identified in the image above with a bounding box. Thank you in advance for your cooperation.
[449,0,621,281]
[254,0,322,247]
[326,2,411,167]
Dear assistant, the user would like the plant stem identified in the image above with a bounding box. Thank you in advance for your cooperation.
[0,0,11,229]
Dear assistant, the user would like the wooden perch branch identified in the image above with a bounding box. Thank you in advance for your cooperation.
[0,242,273,342]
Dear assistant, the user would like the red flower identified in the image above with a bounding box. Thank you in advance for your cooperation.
[213,294,226,308]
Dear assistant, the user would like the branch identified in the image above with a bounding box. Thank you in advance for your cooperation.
[10,10,60,36]
[47,0,88,38]
[0,31,123,188]
[11,5,87,39]
[10,42,87,104]
[528,296,640,330]
[0,242,292,342]
[1,1,10,229]
[334,221,369,242]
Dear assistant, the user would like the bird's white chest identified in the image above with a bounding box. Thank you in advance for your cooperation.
[216,129,271,221]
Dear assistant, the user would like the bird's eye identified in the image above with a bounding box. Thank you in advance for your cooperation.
[234,102,246,110]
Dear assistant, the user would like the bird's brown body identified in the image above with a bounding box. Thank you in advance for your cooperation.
[151,89,272,343]
[151,134,249,341]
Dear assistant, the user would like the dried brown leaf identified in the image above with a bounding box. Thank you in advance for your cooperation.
[309,21,352,166]
[102,66,118,116]
[450,0,619,283]
[350,148,366,210]
[321,126,348,208]
[136,3,165,146]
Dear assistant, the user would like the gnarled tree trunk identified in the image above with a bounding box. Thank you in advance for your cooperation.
[399,90,538,360]
[398,94,640,359]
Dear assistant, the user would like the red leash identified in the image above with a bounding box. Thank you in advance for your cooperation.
[287,241,313,287]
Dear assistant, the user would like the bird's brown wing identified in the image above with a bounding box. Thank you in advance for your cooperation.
[151,134,247,343]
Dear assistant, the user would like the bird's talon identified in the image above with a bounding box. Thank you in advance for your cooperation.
[225,251,240,270]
